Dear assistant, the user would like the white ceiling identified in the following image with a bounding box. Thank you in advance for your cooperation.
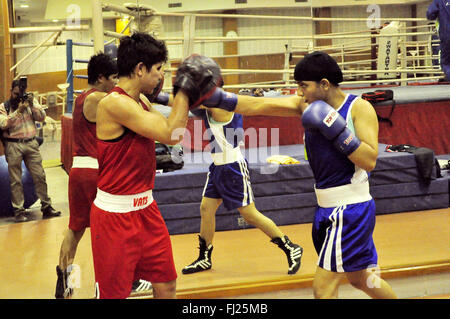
[13,0,48,22]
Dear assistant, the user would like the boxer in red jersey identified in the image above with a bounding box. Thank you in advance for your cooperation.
[91,32,192,299]
[55,53,118,298]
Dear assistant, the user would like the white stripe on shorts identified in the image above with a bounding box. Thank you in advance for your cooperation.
[318,205,345,272]
[202,172,211,197]
[238,160,248,207]
[238,159,254,207]
[243,160,254,204]
[335,206,344,272]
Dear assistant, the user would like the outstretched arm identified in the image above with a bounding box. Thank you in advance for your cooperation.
[167,54,307,117]
[200,87,306,118]
[234,94,306,117]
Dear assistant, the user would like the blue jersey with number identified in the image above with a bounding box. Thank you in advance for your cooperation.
[304,94,369,189]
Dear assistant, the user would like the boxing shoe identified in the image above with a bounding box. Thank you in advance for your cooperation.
[131,279,153,294]
[182,236,213,274]
[271,235,303,275]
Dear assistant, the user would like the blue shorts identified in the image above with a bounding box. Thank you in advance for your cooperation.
[202,159,254,210]
[312,200,378,273]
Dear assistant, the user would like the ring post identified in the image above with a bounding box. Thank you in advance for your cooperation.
[92,0,104,53]
[66,39,74,113]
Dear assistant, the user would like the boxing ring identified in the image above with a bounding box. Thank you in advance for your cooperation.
[60,2,450,159]
[59,2,448,94]
[57,3,449,233]
[60,87,450,235]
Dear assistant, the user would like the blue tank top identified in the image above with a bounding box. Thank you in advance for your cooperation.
[304,94,369,189]
[202,110,244,154]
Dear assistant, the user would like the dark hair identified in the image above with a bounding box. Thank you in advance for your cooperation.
[11,80,20,90]
[117,32,168,77]
[294,51,343,86]
[87,53,118,85]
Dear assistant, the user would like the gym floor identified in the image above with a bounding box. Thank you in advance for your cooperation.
[0,136,448,299]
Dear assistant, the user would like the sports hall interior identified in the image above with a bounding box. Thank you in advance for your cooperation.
[0,0,448,299]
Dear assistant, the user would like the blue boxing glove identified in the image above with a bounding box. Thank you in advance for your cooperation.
[189,108,206,117]
[201,87,238,112]
[302,100,361,156]
[145,77,169,105]
[154,92,170,105]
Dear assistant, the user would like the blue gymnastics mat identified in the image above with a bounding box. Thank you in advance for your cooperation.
[154,144,449,235]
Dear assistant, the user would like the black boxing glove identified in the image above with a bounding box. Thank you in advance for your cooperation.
[173,54,223,109]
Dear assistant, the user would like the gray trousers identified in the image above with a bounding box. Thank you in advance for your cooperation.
[4,139,51,215]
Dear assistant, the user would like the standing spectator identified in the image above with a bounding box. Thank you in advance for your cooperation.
[0,79,61,222]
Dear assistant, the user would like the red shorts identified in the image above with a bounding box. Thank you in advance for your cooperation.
[90,197,177,299]
[68,167,98,231]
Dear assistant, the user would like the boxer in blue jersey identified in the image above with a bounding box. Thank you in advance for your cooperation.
[153,90,303,275]
[180,107,303,275]
[184,52,397,298]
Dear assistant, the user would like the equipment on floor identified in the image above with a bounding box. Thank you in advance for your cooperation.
[0,156,38,217]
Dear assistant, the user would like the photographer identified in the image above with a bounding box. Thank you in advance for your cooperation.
[0,79,61,222]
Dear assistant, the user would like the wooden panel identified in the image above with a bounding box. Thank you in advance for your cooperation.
[26,69,88,94]
[222,11,239,87]
[45,105,63,121]
[0,0,12,103]
[239,53,285,86]
[313,7,332,48]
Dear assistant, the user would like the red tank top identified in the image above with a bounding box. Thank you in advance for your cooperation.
[96,86,156,195]
[72,88,98,158]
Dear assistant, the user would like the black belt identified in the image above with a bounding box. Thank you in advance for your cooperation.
[5,137,35,143]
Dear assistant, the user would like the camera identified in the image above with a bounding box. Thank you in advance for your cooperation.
[18,76,33,104]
